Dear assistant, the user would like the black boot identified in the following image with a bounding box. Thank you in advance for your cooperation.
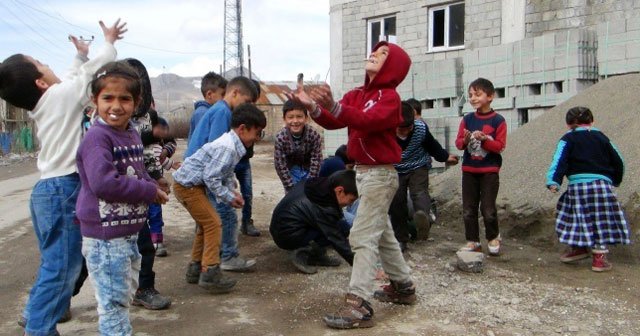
[308,242,341,267]
[198,265,237,293]
[241,219,261,237]
[291,246,318,274]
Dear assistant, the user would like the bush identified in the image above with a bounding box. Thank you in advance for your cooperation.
[167,116,190,139]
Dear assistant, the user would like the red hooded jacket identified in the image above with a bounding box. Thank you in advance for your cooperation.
[313,41,411,165]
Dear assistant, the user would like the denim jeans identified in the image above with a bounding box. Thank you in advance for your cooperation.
[207,190,239,261]
[348,166,411,300]
[148,203,164,238]
[290,165,310,187]
[23,174,83,336]
[234,160,252,224]
[83,235,141,336]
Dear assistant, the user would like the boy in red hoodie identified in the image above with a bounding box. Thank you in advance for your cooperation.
[287,41,415,329]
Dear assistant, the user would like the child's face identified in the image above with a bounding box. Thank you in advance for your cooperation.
[227,88,254,109]
[395,124,413,138]
[283,109,307,135]
[92,77,136,131]
[153,124,169,139]
[237,125,264,147]
[334,187,357,207]
[205,87,225,104]
[468,87,494,113]
[26,56,61,87]
[365,45,389,78]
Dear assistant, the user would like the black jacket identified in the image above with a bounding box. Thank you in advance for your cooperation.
[269,177,354,265]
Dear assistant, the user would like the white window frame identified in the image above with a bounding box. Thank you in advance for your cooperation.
[366,15,397,56]
[428,2,465,52]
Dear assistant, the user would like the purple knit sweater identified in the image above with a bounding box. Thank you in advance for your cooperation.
[76,121,158,240]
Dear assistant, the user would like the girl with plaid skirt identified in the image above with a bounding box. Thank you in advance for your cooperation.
[546,106,630,272]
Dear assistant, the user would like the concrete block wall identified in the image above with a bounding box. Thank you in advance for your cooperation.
[464,0,503,49]
[597,17,640,76]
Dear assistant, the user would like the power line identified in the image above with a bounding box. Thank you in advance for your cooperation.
[0,2,69,54]
[0,8,66,63]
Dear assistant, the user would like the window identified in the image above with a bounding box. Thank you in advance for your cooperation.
[367,15,396,56]
[428,2,464,52]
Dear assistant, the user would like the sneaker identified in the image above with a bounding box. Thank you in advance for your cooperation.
[240,219,261,237]
[18,306,71,328]
[373,279,416,305]
[198,265,237,293]
[220,256,256,272]
[414,210,431,240]
[560,247,590,263]
[488,235,501,256]
[323,293,375,329]
[591,250,612,272]
[308,243,341,267]
[132,288,172,310]
[291,247,318,274]
[154,242,168,257]
[186,261,201,284]
[459,241,482,252]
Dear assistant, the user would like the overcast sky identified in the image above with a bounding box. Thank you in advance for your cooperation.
[0,0,330,81]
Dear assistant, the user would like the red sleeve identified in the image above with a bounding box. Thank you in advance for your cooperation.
[335,89,401,132]
[455,118,468,150]
[482,120,507,153]
[312,107,346,130]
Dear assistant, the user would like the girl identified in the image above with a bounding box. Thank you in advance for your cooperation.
[546,106,629,272]
[76,61,168,335]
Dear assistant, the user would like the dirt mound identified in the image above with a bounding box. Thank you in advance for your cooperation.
[431,74,640,246]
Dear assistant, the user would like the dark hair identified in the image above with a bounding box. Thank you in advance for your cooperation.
[148,109,159,126]
[201,71,227,97]
[469,77,495,96]
[228,76,259,102]
[158,117,169,127]
[329,169,358,197]
[399,101,415,128]
[251,79,261,103]
[231,103,266,129]
[123,58,153,118]
[565,106,594,128]
[0,54,44,110]
[282,99,307,117]
[405,98,422,116]
[334,144,352,164]
[90,61,142,106]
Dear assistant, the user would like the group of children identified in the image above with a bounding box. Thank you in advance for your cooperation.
[0,20,631,334]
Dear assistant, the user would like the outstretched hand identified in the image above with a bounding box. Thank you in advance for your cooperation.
[285,79,336,112]
[100,19,127,44]
[69,35,90,57]
[309,84,335,111]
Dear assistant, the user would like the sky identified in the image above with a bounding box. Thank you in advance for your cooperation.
[0,0,331,81]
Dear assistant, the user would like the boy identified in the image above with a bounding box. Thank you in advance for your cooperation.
[405,98,423,121]
[185,76,259,272]
[173,104,266,291]
[287,41,416,329]
[0,19,126,336]
[274,99,323,192]
[454,77,507,255]
[390,102,458,251]
[188,71,227,141]
[269,170,357,274]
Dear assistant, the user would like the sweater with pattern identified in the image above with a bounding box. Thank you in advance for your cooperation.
[455,110,507,173]
[394,120,450,174]
[274,125,323,190]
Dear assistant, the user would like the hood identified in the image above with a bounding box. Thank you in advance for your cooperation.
[304,177,340,210]
[364,41,411,89]
[194,100,211,109]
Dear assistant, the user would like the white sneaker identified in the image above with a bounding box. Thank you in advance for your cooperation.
[221,256,256,272]
[488,235,501,256]
[154,243,168,257]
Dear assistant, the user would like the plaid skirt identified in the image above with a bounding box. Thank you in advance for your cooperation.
[555,179,630,247]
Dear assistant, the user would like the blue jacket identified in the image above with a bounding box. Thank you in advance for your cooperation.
[188,100,211,141]
[185,100,232,159]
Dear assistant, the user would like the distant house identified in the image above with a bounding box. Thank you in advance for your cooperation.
[328,0,640,156]
[0,98,36,155]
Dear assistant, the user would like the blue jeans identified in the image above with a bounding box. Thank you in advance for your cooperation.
[24,174,83,336]
[148,203,164,235]
[207,190,238,261]
[290,165,309,186]
[234,160,252,224]
[83,235,141,336]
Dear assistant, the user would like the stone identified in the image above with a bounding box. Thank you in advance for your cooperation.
[456,251,485,273]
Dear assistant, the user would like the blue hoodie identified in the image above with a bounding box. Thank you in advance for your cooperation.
[188,100,211,141]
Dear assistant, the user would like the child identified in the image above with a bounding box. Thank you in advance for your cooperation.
[173,103,266,291]
[274,99,323,192]
[454,78,506,255]
[76,61,169,335]
[185,76,259,272]
[188,71,227,141]
[288,41,416,329]
[0,20,125,336]
[270,170,357,274]
[546,106,629,272]
[390,102,458,251]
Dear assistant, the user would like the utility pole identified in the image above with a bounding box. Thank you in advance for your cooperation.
[247,44,252,79]
[223,0,244,78]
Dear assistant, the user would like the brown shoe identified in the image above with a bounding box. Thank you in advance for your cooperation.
[323,293,374,329]
[373,279,416,305]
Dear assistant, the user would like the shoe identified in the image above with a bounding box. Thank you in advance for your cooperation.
[186,261,201,284]
[414,210,431,240]
[307,243,341,267]
[373,279,416,305]
[240,219,261,237]
[560,247,590,263]
[591,250,612,272]
[459,241,482,252]
[220,256,256,272]
[291,247,318,274]
[18,306,72,328]
[323,293,375,329]
[488,235,501,256]
[399,241,408,253]
[154,242,168,257]
[132,288,172,310]
[198,265,237,293]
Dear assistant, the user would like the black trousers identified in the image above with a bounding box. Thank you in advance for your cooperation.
[389,167,431,243]
[462,172,500,242]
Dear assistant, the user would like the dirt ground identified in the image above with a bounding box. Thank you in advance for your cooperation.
[1,140,639,336]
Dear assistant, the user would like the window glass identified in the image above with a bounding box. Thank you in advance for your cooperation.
[433,9,445,47]
[449,3,465,46]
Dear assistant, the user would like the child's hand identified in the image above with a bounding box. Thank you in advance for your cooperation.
[69,35,90,57]
[446,154,459,165]
[171,161,182,170]
[285,81,315,112]
[548,185,559,193]
[157,177,170,194]
[155,189,169,204]
[463,129,472,145]
[230,191,244,209]
[100,19,127,44]
[472,130,487,141]
[309,84,336,111]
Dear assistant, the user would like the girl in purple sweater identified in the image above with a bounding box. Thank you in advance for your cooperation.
[76,61,168,335]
